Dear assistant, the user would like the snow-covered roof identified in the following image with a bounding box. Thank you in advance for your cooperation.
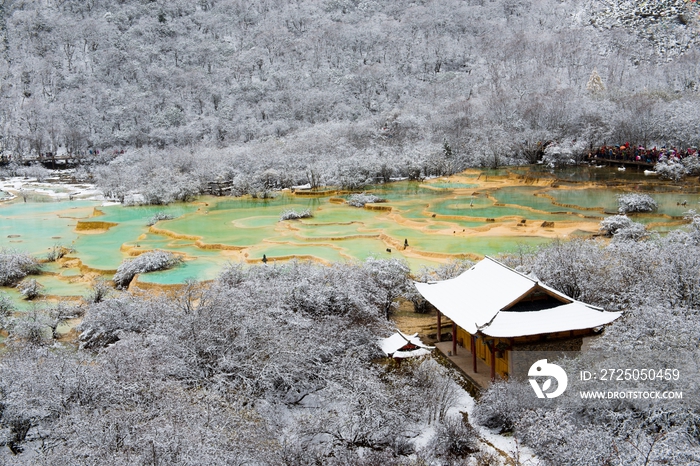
[414,256,622,338]
[392,348,432,359]
[380,331,434,357]
[483,302,621,338]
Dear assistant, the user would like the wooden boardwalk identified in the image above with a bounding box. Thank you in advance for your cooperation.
[0,155,89,168]
[588,157,655,169]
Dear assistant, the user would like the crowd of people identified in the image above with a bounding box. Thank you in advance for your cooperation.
[590,143,698,164]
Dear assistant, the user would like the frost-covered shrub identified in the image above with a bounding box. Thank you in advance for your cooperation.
[617,193,657,214]
[681,210,700,245]
[473,379,533,432]
[0,249,41,286]
[347,193,386,207]
[71,167,93,182]
[77,296,153,349]
[427,416,478,458]
[45,244,72,262]
[0,291,14,326]
[599,215,649,241]
[139,167,201,205]
[411,359,462,422]
[146,211,175,226]
[279,208,312,221]
[611,222,649,241]
[16,164,51,181]
[84,279,112,304]
[599,215,634,236]
[361,257,411,319]
[18,279,42,300]
[113,250,182,289]
[10,308,52,345]
[542,140,586,168]
[654,158,688,181]
[654,155,700,181]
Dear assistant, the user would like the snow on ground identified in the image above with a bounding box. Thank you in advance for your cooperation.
[411,377,539,465]
[0,174,104,201]
[460,389,540,466]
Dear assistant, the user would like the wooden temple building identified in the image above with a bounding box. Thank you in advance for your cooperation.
[414,257,622,382]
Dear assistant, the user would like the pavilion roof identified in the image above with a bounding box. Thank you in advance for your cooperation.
[380,331,434,358]
[414,256,622,338]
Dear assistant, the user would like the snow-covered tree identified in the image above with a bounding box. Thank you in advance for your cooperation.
[599,214,650,241]
[113,250,182,289]
[585,67,605,94]
[0,249,41,286]
[617,193,658,214]
[279,208,312,221]
[347,193,386,207]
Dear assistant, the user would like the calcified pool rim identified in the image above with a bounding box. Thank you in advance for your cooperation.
[1,166,697,294]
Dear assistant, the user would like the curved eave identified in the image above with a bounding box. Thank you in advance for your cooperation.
[481,303,622,338]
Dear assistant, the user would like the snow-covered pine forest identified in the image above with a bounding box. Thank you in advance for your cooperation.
[1,0,700,198]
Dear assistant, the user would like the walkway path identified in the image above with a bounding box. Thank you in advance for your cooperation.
[435,341,501,391]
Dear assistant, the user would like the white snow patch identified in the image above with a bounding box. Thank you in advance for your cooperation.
[0,176,104,200]
[460,391,540,465]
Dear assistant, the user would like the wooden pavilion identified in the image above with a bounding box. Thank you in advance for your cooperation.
[414,257,622,381]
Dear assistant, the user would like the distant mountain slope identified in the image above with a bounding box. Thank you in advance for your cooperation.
[0,0,697,162]
[588,0,699,56]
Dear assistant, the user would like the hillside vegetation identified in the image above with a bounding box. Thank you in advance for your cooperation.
[1,0,699,167]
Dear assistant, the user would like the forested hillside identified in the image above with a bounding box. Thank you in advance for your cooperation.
[1,0,699,167]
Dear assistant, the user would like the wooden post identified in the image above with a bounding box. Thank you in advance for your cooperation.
[436,310,441,342]
[490,341,496,382]
[472,334,477,373]
[452,322,457,355]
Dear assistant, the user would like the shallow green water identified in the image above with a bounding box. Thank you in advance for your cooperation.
[0,166,694,293]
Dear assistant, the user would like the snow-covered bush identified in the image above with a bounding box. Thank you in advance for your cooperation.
[146,211,175,226]
[45,244,71,262]
[617,193,657,214]
[71,167,93,182]
[411,358,462,423]
[473,379,534,432]
[654,155,700,181]
[612,222,649,241]
[681,210,700,245]
[600,215,634,236]
[84,279,112,304]
[18,278,42,300]
[113,250,182,289]
[654,157,689,181]
[16,164,51,182]
[542,140,586,168]
[361,257,411,319]
[279,208,312,221]
[427,415,479,459]
[136,166,201,205]
[599,215,649,241]
[347,193,386,207]
[0,249,41,286]
[9,308,52,345]
[0,291,14,326]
